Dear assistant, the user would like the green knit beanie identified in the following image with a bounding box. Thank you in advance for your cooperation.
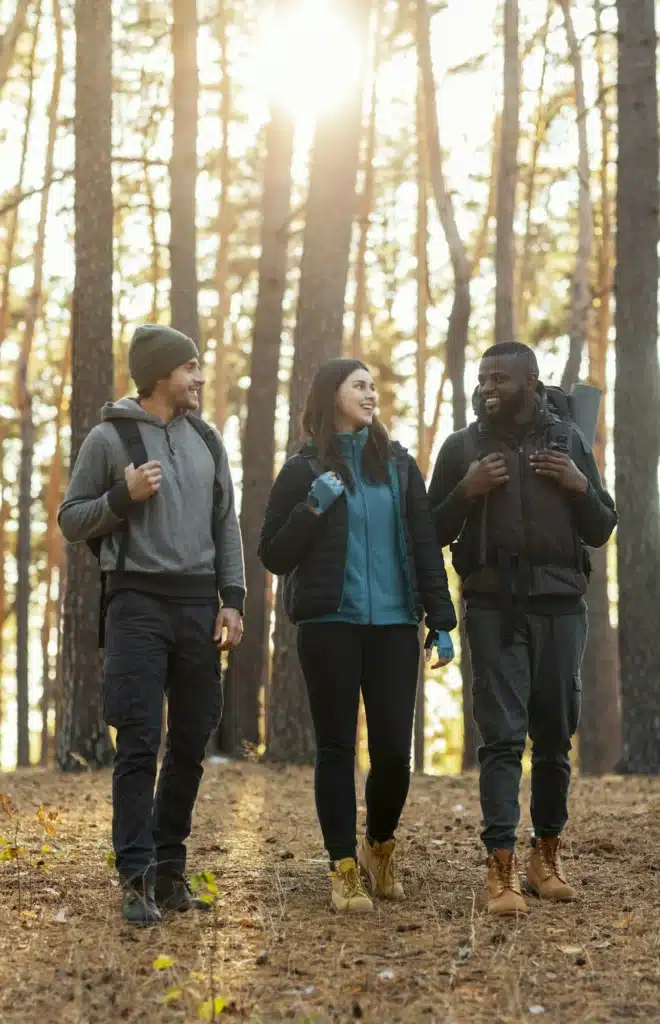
[128,324,199,392]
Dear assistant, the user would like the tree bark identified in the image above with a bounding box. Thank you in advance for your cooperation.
[516,0,551,332]
[0,0,41,350]
[57,0,114,771]
[558,0,593,392]
[0,0,31,95]
[578,0,620,775]
[494,0,520,345]
[214,0,232,429]
[351,0,383,361]
[220,110,294,758]
[417,0,477,770]
[170,0,199,343]
[15,0,63,767]
[614,0,660,773]
[268,0,371,764]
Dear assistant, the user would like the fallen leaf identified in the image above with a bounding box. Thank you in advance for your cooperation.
[152,955,175,970]
[53,908,68,923]
[163,986,183,1005]
[198,996,227,1020]
[558,945,582,955]
[529,1007,545,1016]
[614,914,633,930]
[377,969,394,981]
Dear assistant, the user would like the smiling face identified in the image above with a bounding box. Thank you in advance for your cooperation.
[477,354,537,425]
[163,358,205,412]
[335,368,377,432]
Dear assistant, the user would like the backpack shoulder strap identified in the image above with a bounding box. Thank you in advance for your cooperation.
[111,419,149,468]
[461,422,482,468]
[186,414,222,473]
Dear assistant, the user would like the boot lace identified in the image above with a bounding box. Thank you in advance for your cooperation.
[537,838,566,881]
[340,863,370,901]
[375,847,397,892]
[493,853,522,895]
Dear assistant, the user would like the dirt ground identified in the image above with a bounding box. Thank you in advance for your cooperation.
[0,762,659,1024]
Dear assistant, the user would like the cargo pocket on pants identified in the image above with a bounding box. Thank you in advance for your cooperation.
[569,675,582,736]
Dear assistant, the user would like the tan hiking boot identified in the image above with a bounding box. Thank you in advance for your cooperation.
[527,836,577,902]
[329,857,374,913]
[358,837,404,900]
[486,849,529,916]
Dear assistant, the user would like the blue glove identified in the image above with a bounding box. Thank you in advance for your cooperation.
[307,471,344,514]
[433,630,454,663]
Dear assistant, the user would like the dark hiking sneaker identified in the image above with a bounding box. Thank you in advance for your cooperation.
[121,877,161,927]
[486,850,529,916]
[526,836,578,902]
[155,873,212,913]
[358,837,405,900]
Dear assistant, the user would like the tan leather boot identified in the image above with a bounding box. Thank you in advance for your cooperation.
[526,836,577,902]
[486,849,529,916]
[329,857,374,913]
[358,837,404,900]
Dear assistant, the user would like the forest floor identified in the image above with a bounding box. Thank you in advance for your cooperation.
[0,763,659,1024]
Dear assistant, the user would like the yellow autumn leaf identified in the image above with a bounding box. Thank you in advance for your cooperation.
[163,986,183,1005]
[41,844,53,854]
[614,914,633,930]
[198,996,227,1020]
[105,851,116,869]
[153,955,175,970]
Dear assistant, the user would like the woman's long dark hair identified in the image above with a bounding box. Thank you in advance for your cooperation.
[300,358,390,489]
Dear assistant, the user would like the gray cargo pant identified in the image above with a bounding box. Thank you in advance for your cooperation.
[465,605,587,853]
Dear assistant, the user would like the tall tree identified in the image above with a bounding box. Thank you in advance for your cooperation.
[494,0,520,344]
[558,0,593,392]
[614,0,660,773]
[267,0,371,763]
[170,0,199,343]
[578,0,620,774]
[0,0,31,95]
[15,0,63,768]
[213,0,232,429]
[220,108,295,757]
[57,0,114,771]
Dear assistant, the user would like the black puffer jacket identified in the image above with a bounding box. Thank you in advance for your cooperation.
[258,441,457,633]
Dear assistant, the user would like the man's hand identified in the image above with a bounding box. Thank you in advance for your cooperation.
[425,630,455,669]
[529,449,588,494]
[125,460,162,502]
[213,608,243,651]
[462,453,510,498]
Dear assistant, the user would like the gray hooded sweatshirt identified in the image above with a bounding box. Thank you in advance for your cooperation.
[58,398,245,611]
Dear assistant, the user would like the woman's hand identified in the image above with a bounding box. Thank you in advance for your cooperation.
[425,630,455,669]
[305,471,345,515]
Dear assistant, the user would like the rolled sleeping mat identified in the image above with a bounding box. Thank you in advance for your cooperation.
[569,382,602,448]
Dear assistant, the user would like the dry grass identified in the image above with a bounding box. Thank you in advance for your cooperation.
[1,762,659,1023]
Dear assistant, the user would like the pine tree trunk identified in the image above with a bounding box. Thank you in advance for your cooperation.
[494,0,520,345]
[220,110,294,758]
[579,0,620,775]
[559,0,593,392]
[417,0,477,769]
[614,0,660,773]
[267,0,371,764]
[0,0,31,95]
[0,0,40,349]
[57,0,114,772]
[213,1,232,429]
[170,0,198,342]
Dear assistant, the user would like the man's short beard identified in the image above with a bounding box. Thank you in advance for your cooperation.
[481,387,527,425]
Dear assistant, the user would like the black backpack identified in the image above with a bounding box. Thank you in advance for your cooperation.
[89,414,223,647]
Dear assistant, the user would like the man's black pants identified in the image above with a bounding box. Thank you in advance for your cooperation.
[465,605,587,853]
[103,590,222,882]
[297,622,419,863]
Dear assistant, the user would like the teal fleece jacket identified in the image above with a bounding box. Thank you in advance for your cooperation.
[303,428,417,626]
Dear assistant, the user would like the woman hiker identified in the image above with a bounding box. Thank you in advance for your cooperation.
[258,359,457,912]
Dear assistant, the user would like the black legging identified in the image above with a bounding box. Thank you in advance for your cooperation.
[297,622,419,863]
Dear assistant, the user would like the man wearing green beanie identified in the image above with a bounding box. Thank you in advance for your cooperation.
[59,323,245,926]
